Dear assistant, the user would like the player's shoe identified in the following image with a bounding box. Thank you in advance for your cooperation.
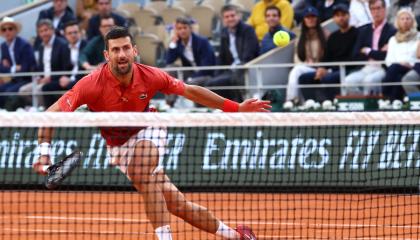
[235,225,257,240]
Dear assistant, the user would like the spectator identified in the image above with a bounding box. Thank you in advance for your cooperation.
[205,5,259,101]
[286,6,328,103]
[388,0,420,29]
[298,4,358,102]
[313,0,349,23]
[86,0,126,40]
[343,0,396,95]
[166,17,216,84]
[79,15,115,71]
[64,21,87,82]
[0,17,36,110]
[247,0,294,41]
[37,0,76,39]
[401,45,420,95]
[41,20,88,108]
[19,19,72,108]
[260,6,296,55]
[76,0,97,33]
[382,8,419,100]
[293,0,317,24]
[349,0,372,27]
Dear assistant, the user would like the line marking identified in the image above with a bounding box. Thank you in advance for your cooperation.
[26,215,149,223]
[226,220,420,229]
[3,228,152,235]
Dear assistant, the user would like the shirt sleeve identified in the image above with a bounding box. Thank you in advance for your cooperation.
[58,75,92,112]
[156,69,185,95]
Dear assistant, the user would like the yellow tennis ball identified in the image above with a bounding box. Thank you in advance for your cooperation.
[273,30,290,47]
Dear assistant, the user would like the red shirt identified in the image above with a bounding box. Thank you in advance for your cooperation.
[58,63,185,146]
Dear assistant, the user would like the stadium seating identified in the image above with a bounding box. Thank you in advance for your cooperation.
[189,5,217,38]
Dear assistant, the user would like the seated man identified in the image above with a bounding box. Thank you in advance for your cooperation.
[166,17,216,85]
[260,5,296,55]
[343,0,395,96]
[0,17,36,110]
[206,5,259,102]
[79,15,114,71]
[35,0,76,50]
[298,4,358,102]
[19,19,72,108]
[86,0,126,40]
[41,20,88,108]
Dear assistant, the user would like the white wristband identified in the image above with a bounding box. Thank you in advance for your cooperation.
[39,142,51,156]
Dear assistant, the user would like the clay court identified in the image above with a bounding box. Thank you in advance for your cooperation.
[1,191,420,239]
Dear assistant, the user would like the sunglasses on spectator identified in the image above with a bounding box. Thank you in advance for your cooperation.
[1,27,15,32]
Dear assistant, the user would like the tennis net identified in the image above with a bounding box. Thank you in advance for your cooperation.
[1,111,420,239]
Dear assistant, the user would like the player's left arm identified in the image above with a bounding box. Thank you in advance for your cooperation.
[181,84,271,112]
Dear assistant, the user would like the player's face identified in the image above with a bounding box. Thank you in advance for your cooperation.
[333,11,349,29]
[265,9,280,28]
[397,12,414,33]
[222,10,240,29]
[104,36,138,76]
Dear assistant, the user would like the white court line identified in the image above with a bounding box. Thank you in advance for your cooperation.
[25,216,420,230]
[226,220,420,230]
[26,215,149,223]
[3,228,152,235]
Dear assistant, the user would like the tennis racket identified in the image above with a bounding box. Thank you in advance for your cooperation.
[45,150,83,190]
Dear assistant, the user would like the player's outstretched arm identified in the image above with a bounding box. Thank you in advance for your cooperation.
[33,101,62,175]
[181,84,272,112]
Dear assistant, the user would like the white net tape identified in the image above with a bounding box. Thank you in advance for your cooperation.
[0,111,419,127]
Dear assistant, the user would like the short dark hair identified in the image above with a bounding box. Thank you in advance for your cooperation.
[221,4,239,15]
[63,20,79,31]
[100,14,114,25]
[37,19,54,30]
[175,17,192,26]
[104,26,134,50]
[265,5,281,18]
[369,0,386,8]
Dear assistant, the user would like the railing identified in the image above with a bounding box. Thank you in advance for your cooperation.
[1,60,419,108]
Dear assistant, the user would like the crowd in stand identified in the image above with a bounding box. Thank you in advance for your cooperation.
[0,0,420,111]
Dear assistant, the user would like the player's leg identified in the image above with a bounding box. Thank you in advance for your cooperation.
[126,140,172,240]
[157,171,254,239]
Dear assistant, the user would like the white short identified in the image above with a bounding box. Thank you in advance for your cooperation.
[107,127,167,176]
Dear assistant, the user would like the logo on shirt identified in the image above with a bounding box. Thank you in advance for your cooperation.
[139,93,147,99]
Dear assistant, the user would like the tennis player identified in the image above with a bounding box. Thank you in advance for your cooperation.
[33,26,270,240]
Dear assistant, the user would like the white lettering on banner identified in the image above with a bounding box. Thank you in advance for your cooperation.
[363,131,381,169]
[379,131,400,169]
[203,132,223,170]
[165,133,185,170]
[0,140,10,168]
[203,132,332,170]
[269,139,288,169]
[85,134,105,169]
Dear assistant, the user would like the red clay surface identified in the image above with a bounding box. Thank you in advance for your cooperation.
[1,191,420,239]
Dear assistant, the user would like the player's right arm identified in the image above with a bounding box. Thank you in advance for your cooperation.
[33,74,94,175]
[33,102,62,175]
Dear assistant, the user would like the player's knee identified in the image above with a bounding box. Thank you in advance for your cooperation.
[127,141,161,183]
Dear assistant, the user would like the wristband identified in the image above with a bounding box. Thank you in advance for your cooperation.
[39,142,51,156]
[222,99,239,112]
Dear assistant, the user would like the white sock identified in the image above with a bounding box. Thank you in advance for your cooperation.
[155,225,172,240]
[216,221,240,239]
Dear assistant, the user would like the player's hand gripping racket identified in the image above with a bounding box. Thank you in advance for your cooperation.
[45,151,83,190]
